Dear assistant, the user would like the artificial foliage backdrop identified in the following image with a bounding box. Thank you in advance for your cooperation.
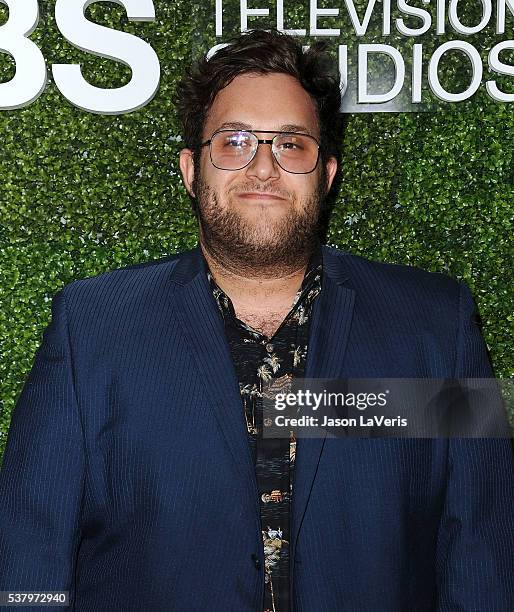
[1,1,513,463]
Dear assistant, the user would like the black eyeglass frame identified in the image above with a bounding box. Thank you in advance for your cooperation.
[200,129,321,174]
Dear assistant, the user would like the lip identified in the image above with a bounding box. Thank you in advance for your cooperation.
[236,192,287,201]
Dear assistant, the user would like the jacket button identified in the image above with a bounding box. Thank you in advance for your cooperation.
[251,553,261,569]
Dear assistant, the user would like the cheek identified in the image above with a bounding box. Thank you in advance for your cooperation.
[216,172,248,196]
[294,176,321,199]
[198,167,241,205]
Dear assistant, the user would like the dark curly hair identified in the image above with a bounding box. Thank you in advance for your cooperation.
[176,29,345,167]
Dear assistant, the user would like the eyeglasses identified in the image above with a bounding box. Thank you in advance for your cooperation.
[200,129,320,174]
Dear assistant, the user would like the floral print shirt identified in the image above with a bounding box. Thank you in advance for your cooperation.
[206,248,322,612]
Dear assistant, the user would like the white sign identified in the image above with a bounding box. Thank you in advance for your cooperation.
[214,0,514,108]
[0,0,160,113]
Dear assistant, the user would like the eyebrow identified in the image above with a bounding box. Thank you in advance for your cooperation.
[215,121,315,135]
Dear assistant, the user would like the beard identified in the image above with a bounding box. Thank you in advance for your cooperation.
[193,170,327,277]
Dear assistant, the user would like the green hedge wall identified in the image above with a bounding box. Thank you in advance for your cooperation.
[1,2,513,464]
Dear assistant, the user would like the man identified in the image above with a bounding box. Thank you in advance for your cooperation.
[0,29,512,612]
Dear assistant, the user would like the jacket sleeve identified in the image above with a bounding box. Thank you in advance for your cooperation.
[0,288,85,609]
[436,281,514,610]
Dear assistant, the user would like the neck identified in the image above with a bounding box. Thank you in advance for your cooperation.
[200,240,314,315]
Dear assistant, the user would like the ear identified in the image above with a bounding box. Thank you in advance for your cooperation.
[324,155,338,193]
[179,148,196,197]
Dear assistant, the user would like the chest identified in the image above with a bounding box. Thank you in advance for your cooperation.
[234,307,289,338]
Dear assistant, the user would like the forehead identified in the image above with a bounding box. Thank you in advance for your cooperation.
[204,72,319,137]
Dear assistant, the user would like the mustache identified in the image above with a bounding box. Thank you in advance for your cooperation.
[228,183,292,199]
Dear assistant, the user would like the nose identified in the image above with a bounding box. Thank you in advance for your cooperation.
[244,140,280,182]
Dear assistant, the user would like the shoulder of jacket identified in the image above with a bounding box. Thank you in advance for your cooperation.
[325,245,459,286]
[323,245,461,296]
[59,250,187,304]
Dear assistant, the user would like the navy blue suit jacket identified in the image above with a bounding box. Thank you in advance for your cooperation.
[1,245,513,611]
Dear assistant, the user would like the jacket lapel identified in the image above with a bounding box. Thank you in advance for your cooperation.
[169,248,260,511]
[291,246,356,555]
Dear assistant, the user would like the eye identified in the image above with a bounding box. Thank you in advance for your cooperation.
[223,133,252,148]
[276,137,305,151]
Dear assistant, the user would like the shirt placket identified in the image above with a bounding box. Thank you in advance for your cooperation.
[205,254,322,612]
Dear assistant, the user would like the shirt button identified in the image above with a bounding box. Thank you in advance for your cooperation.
[265,343,274,353]
[251,553,261,570]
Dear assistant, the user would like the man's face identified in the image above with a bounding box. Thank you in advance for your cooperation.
[179,72,337,271]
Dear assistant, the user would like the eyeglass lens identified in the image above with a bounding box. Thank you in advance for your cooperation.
[209,131,319,173]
